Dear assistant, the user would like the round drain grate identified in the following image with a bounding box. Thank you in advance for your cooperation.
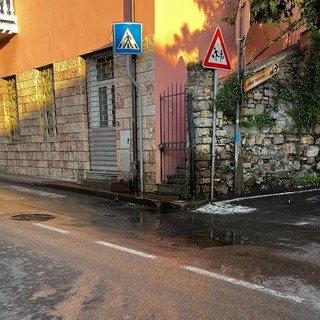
[11,214,55,222]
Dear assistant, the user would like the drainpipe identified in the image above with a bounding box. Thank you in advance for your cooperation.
[131,0,135,21]
[130,0,139,192]
[234,1,245,195]
[127,56,144,193]
[131,0,144,193]
[131,56,139,192]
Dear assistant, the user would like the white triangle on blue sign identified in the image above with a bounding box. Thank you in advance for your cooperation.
[118,28,139,50]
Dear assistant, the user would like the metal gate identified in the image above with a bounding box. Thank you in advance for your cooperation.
[159,83,188,183]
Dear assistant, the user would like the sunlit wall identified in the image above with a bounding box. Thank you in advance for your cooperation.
[154,0,237,181]
[153,0,297,182]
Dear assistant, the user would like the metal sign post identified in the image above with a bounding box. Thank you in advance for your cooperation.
[113,23,144,192]
[234,1,250,195]
[210,69,218,202]
[203,27,231,201]
[234,5,243,195]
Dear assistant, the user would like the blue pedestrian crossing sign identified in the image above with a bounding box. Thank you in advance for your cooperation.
[113,22,142,55]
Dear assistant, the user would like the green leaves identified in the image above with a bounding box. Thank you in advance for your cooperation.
[216,73,241,118]
[287,32,320,133]
[251,0,320,31]
[242,113,276,128]
[222,1,320,37]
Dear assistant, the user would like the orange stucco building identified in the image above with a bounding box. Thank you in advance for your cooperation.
[0,0,299,193]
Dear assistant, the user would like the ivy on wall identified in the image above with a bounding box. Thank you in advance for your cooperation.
[242,113,275,129]
[215,72,241,118]
[215,31,320,133]
[284,31,320,133]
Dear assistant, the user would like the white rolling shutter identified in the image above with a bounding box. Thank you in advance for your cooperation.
[87,50,117,172]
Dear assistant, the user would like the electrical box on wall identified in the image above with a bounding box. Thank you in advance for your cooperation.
[120,130,131,149]
[120,130,130,172]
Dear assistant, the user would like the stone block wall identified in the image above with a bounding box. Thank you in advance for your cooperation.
[186,68,216,195]
[114,35,156,192]
[114,52,133,184]
[0,43,157,191]
[139,35,156,192]
[187,46,320,196]
[0,57,90,182]
[0,79,9,167]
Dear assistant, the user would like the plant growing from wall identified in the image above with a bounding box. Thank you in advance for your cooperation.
[216,72,242,118]
[175,184,191,200]
[186,61,203,71]
[295,142,302,161]
[306,173,320,185]
[269,172,282,188]
[283,31,320,133]
[219,164,231,175]
[290,175,299,187]
[242,113,276,129]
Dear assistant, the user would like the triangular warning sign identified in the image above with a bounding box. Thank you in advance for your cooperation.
[117,28,139,50]
[203,27,231,70]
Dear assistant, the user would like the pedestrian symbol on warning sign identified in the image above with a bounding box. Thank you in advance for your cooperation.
[118,28,139,50]
[212,47,224,62]
[114,23,142,55]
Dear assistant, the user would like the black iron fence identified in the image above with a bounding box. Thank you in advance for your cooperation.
[159,83,188,184]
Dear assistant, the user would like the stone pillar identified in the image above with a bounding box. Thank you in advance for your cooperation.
[186,64,213,196]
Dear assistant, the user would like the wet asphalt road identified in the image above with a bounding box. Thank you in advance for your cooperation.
[0,181,319,319]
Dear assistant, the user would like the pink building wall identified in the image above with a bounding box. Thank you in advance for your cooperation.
[153,0,301,182]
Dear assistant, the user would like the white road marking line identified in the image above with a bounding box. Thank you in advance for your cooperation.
[199,188,320,214]
[220,188,320,204]
[184,266,305,304]
[0,194,26,200]
[95,240,157,260]
[33,223,70,234]
[8,186,66,198]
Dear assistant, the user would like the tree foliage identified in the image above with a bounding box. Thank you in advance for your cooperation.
[286,31,320,132]
[247,1,320,133]
[216,73,241,118]
[250,0,320,31]
[222,1,320,33]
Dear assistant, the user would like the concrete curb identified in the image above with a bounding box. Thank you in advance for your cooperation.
[0,172,208,212]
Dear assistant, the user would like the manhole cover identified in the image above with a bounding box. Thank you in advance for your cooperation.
[11,214,55,221]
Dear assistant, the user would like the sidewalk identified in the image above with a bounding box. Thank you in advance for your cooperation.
[0,172,207,212]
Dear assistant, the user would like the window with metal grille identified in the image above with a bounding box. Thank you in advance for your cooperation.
[37,66,57,140]
[87,49,115,129]
[96,53,114,81]
[99,85,115,127]
[3,76,21,142]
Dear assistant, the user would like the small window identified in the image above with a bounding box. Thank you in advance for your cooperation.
[99,85,115,127]
[37,66,57,140]
[96,52,114,81]
[87,49,116,129]
[3,76,21,142]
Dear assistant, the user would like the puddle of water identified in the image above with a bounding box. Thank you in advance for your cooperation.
[127,211,251,248]
[185,229,248,248]
[129,213,160,225]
